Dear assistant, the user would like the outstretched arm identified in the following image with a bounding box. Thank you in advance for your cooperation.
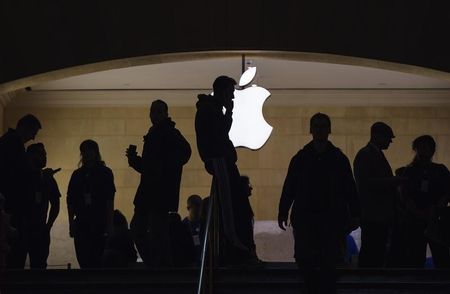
[67,174,76,238]
[47,197,60,230]
[278,156,299,230]
[343,156,360,219]
[342,156,360,232]
[67,202,75,238]
[47,177,61,230]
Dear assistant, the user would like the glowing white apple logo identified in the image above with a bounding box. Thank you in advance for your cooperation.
[229,67,273,150]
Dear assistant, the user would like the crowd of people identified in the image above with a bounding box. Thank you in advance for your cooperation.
[278,114,450,293]
[0,76,449,288]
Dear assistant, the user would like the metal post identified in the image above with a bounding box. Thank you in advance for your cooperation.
[197,180,216,294]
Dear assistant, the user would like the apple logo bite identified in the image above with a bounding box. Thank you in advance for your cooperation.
[229,67,273,150]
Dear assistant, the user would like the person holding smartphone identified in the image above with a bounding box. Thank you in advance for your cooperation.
[25,143,61,268]
[126,99,191,268]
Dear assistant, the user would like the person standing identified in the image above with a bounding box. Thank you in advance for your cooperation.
[182,194,202,263]
[278,113,359,294]
[195,76,253,265]
[353,122,404,268]
[0,114,41,268]
[400,135,450,268]
[126,99,191,268]
[67,139,115,268]
[26,143,61,268]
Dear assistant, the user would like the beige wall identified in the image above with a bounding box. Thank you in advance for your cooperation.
[3,105,450,267]
[4,106,450,220]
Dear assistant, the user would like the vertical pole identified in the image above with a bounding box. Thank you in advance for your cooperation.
[241,54,246,74]
[213,183,220,266]
[198,181,216,294]
[207,191,215,294]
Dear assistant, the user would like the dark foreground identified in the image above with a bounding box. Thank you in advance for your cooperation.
[1,263,450,294]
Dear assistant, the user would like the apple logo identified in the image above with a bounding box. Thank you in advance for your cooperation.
[229,67,273,150]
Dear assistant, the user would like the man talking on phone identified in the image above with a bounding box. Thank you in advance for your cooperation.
[126,100,191,267]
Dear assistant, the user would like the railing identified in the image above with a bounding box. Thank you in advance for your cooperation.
[197,182,216,294]
[197,158,240,294]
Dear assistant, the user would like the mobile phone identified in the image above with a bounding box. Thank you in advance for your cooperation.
[128,144,137,153]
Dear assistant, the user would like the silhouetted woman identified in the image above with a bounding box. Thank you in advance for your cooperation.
[67,140,115,268]
[399,135,450,268]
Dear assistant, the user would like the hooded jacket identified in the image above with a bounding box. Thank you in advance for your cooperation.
[195,94,237,172]
[279,141,359,225]
[131,118,191,212]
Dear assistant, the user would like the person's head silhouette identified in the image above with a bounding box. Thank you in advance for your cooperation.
[412,135,436,163]
[213,76,236,107]
[79,139,103,167]
[27,143,47,169]
[310,113,331,143]
[240,175,253,197]
[370,122,395,150]
[16,114,41,144]
[187,194,202,221]
[150,99,169,126]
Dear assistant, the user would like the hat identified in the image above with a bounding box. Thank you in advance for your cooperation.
[371,122,395,138]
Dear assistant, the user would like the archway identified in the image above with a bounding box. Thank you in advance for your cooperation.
[2,51,450,266]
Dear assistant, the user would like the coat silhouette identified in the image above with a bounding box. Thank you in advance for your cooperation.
[130,117,191,213]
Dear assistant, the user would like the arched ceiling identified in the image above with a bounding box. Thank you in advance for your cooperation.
[6,55,449,107]
[32,57,450,91]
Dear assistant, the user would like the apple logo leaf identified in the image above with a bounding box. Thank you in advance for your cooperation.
[239,67,257,87]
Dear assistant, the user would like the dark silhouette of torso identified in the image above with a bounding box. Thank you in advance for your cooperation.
[132,118,191,212]
[0,129,32,219]
[279,141,359,224]
[195,94,236,172]
[67,163,116,231]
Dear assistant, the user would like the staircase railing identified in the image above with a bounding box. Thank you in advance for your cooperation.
[197,183,216,294]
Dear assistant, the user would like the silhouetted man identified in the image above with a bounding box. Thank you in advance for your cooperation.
[0,114,41,268]
[353,122,403,268]
[126,99,191,267]
[278,113,359,294]
[26,143,61,268]
[195,76,253,265]
[182,195,202,262]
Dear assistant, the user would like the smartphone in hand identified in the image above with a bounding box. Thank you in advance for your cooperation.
[127,144,137,157]
[128,144,137,153]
